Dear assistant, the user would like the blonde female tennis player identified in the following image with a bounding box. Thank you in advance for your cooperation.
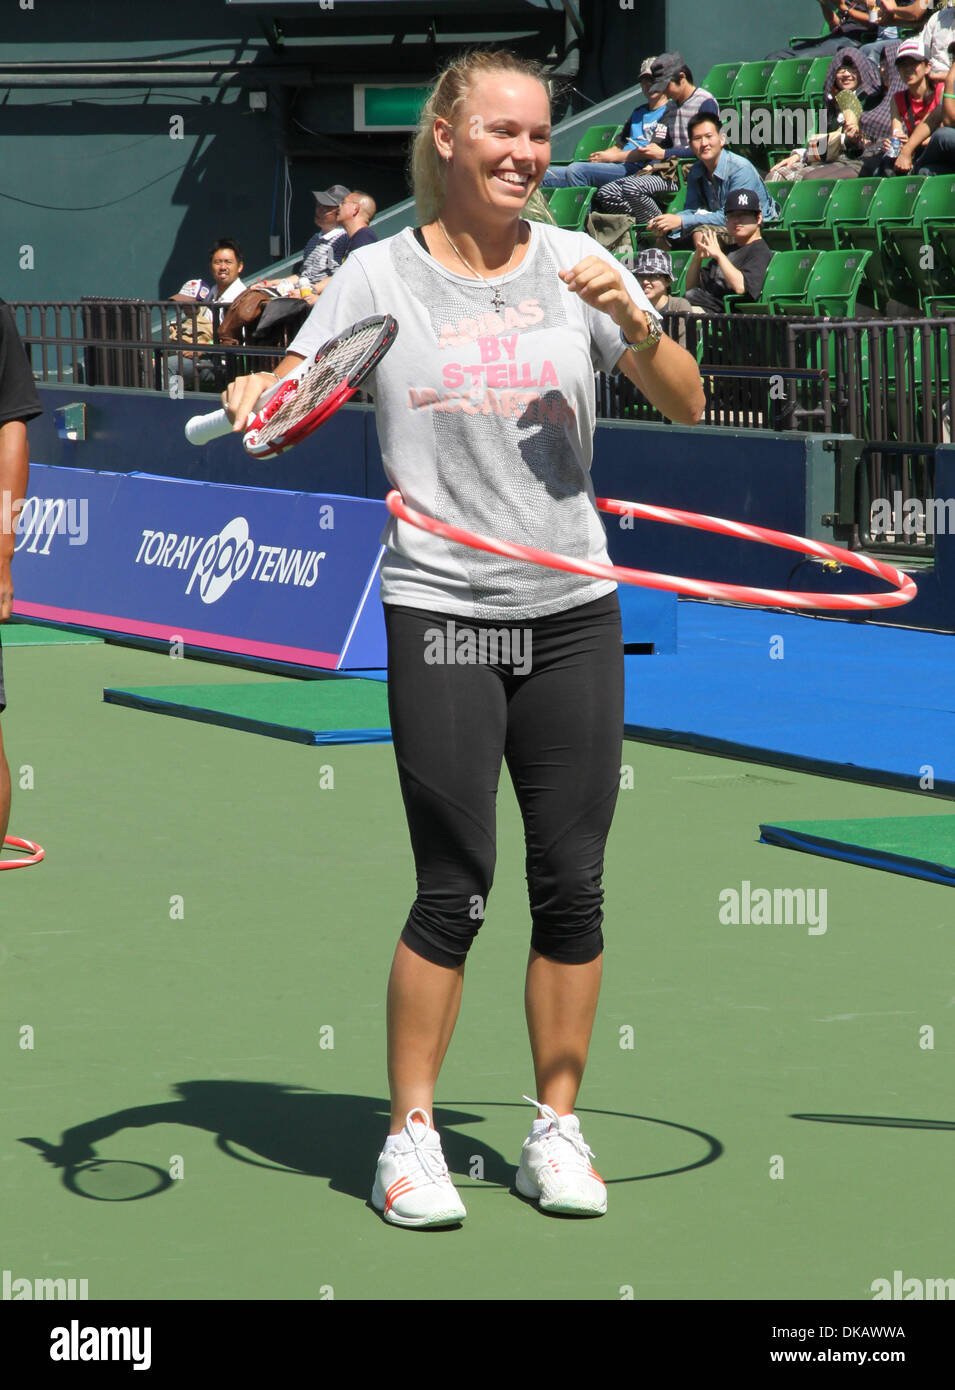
[225,49,704,1228]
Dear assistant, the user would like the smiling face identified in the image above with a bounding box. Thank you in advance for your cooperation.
[835,63,860,91]
[897,56,929,89]
[209,247,242,292]
[436,72,551,222]
[689,118,723,165]
[726,210,761,245]
[637,272,669,306]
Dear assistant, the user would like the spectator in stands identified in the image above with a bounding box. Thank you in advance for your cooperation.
[594,54,719,221]
[542,57,667,189]
[858,2,935,64]
[644,113,779,250]
[894,43,955,171]
[920,1,955,77]
[169,239,247,389]
[876,36,945,170]
[633,247,692,317]
[683,188,773,314]
[767,2,881,61]
[305,191,378,299]
[768,44,903,179]
[300,185,351,284]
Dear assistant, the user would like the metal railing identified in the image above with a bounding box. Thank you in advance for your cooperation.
[14,300,955,557]
[11,298,307,393]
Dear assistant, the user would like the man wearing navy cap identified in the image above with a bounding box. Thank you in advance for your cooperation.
[683,186,773,313]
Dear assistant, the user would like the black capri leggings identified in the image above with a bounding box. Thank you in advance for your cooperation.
[383,590,625,968]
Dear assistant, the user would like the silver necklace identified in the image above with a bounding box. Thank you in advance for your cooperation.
[437,219,521,311]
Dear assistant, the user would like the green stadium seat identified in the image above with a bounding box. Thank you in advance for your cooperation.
[733,250,820,313]
[803,249,872,317]
[803,55,834,108]
[701,62,745,103]
[805,177,881,253]
[764,181,794,214]
[572,124,622,162]
[761,181,836,252]
[884,175,955,307]
[730,60,777,110]
[785,179,839,249]
[668,250,694,297]
[766,58,815,112]
[547,185,595,230]
[848,176,925,308]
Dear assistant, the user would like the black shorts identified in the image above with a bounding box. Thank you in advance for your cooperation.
[383,590,625,967]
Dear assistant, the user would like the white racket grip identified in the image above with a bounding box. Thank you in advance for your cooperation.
[184,407,232,446]
[184,376,285,447]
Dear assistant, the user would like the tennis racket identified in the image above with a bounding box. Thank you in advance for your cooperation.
[184,313,397,458]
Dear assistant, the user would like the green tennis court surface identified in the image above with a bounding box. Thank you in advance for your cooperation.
[103,678,392,745]
[762,815,955,887]
[2,639,951,1300]
[3,621,103,645]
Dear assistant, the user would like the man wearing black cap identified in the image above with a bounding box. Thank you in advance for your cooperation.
[301,185,351,284]
[595,53,718,219]
[683,187,772,313]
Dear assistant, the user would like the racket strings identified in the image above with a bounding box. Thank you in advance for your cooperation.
[254,322,384,445]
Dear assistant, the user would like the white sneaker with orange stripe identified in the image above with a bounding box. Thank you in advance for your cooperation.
[371,1108,467,1228]
[515,1095,607,1216]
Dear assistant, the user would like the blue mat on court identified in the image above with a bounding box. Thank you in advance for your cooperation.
[623,602,955,797]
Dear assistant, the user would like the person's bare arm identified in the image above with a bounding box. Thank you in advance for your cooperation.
[881,0,933,24]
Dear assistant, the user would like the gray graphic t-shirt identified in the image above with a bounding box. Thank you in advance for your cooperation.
[287,221,658,621]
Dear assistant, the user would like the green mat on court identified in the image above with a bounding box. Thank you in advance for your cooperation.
[760,814,955,887]
[102,678,391,744]
[3,622,103,645]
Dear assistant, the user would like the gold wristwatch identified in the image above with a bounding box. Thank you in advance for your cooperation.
[620,313,662,354]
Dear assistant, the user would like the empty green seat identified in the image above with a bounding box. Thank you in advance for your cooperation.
[785,178,839,249]
[766,58,814,111]
[761,180,836,252]
[701,62,745,103]
[803,55,834,108]
[764,180,794,211]
[884,175,955,306]
[850,176,925,307]
[730,60,777,109]
[572,124,622,162]
[803,249,872,316]
[667,250,694,296]
[734,250,820,313]
[806,178,881,252]
[547,186,595,230]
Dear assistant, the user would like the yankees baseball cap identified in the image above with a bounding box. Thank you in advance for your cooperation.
[312,184,350,206]
[724,188,761,215]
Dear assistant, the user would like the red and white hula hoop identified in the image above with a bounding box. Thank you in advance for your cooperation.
[0,835,45,870]
[385,491,916,612]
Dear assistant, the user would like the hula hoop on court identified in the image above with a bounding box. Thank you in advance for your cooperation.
[0,835,45,870]
[385,491,916,612]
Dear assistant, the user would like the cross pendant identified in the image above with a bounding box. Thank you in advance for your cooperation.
[491,287,505,311]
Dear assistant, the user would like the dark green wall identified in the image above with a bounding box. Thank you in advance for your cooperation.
[0,0,824,302]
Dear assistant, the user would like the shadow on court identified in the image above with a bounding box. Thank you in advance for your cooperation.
[17,1080,724,1201]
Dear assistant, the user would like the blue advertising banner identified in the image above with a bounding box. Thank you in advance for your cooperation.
[10,464,388,670]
